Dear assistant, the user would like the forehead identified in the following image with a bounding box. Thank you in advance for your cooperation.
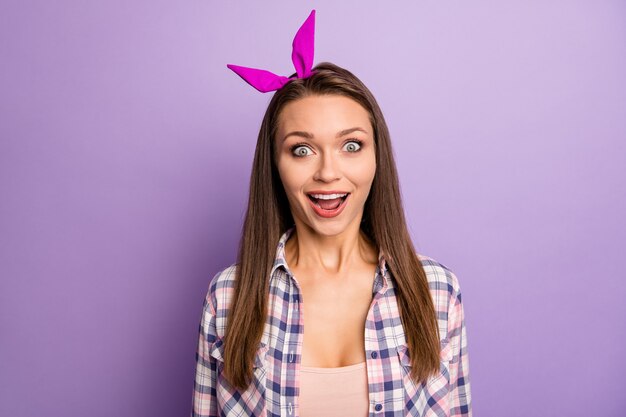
[277,94,372,136]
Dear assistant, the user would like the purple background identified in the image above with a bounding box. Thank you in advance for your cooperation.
[1,1,625,416]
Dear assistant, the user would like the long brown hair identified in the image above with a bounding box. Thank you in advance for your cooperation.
[223,62,440,389]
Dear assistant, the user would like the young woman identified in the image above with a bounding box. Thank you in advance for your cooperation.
[192,11,471,417]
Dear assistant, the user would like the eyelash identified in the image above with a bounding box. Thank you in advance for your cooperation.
[290,139,364,157]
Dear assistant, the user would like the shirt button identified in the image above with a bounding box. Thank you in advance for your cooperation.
[288,402,293,415]
[375,403,382,412]
[371,351,378,359]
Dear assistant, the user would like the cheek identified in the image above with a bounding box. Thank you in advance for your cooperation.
[277,161,306,196]
[351,155,376,187]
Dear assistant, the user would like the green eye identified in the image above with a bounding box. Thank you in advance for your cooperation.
[292,145,312,157]
[344,140,362,152]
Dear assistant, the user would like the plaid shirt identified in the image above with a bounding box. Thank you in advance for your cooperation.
[192,226,472,416]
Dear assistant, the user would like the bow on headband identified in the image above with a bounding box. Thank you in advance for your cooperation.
[227,9,316,93]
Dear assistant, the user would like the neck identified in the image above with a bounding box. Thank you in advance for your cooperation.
[285,221,377,276]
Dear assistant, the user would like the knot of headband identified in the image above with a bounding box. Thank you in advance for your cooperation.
[226,9,316,93]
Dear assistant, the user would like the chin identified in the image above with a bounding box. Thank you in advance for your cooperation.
[304,216,359,237]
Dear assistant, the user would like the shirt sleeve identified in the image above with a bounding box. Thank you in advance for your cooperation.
[191,292,219,417]
[447,272,472,416]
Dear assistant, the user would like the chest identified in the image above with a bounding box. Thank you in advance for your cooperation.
[296,272,374,367]
[210,274,453,416]
[256,279,452,416]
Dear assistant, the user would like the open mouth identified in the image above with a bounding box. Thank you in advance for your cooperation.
[306,193,350,211]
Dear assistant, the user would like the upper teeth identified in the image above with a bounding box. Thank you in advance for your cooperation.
[309,193,348,200]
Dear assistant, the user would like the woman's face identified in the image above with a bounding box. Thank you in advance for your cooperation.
[275,94,376,237]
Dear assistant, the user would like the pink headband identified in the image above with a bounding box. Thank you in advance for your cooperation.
[227,10,316,93]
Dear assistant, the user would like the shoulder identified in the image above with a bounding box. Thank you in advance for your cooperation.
[417,252,462,298]
[416,253,465,338]
[204,263,239,319]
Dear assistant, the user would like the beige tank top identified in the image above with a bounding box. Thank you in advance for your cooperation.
[299,361,369,417]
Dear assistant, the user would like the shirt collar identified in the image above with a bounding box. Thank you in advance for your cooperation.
[270,225,392,294]
[270,225,296,278]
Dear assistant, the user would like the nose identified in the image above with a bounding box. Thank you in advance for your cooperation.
[313,151,341,182]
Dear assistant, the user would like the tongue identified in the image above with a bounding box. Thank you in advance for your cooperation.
[317,197,343,210]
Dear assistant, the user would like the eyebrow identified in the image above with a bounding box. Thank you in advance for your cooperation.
[282,127,368,143]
